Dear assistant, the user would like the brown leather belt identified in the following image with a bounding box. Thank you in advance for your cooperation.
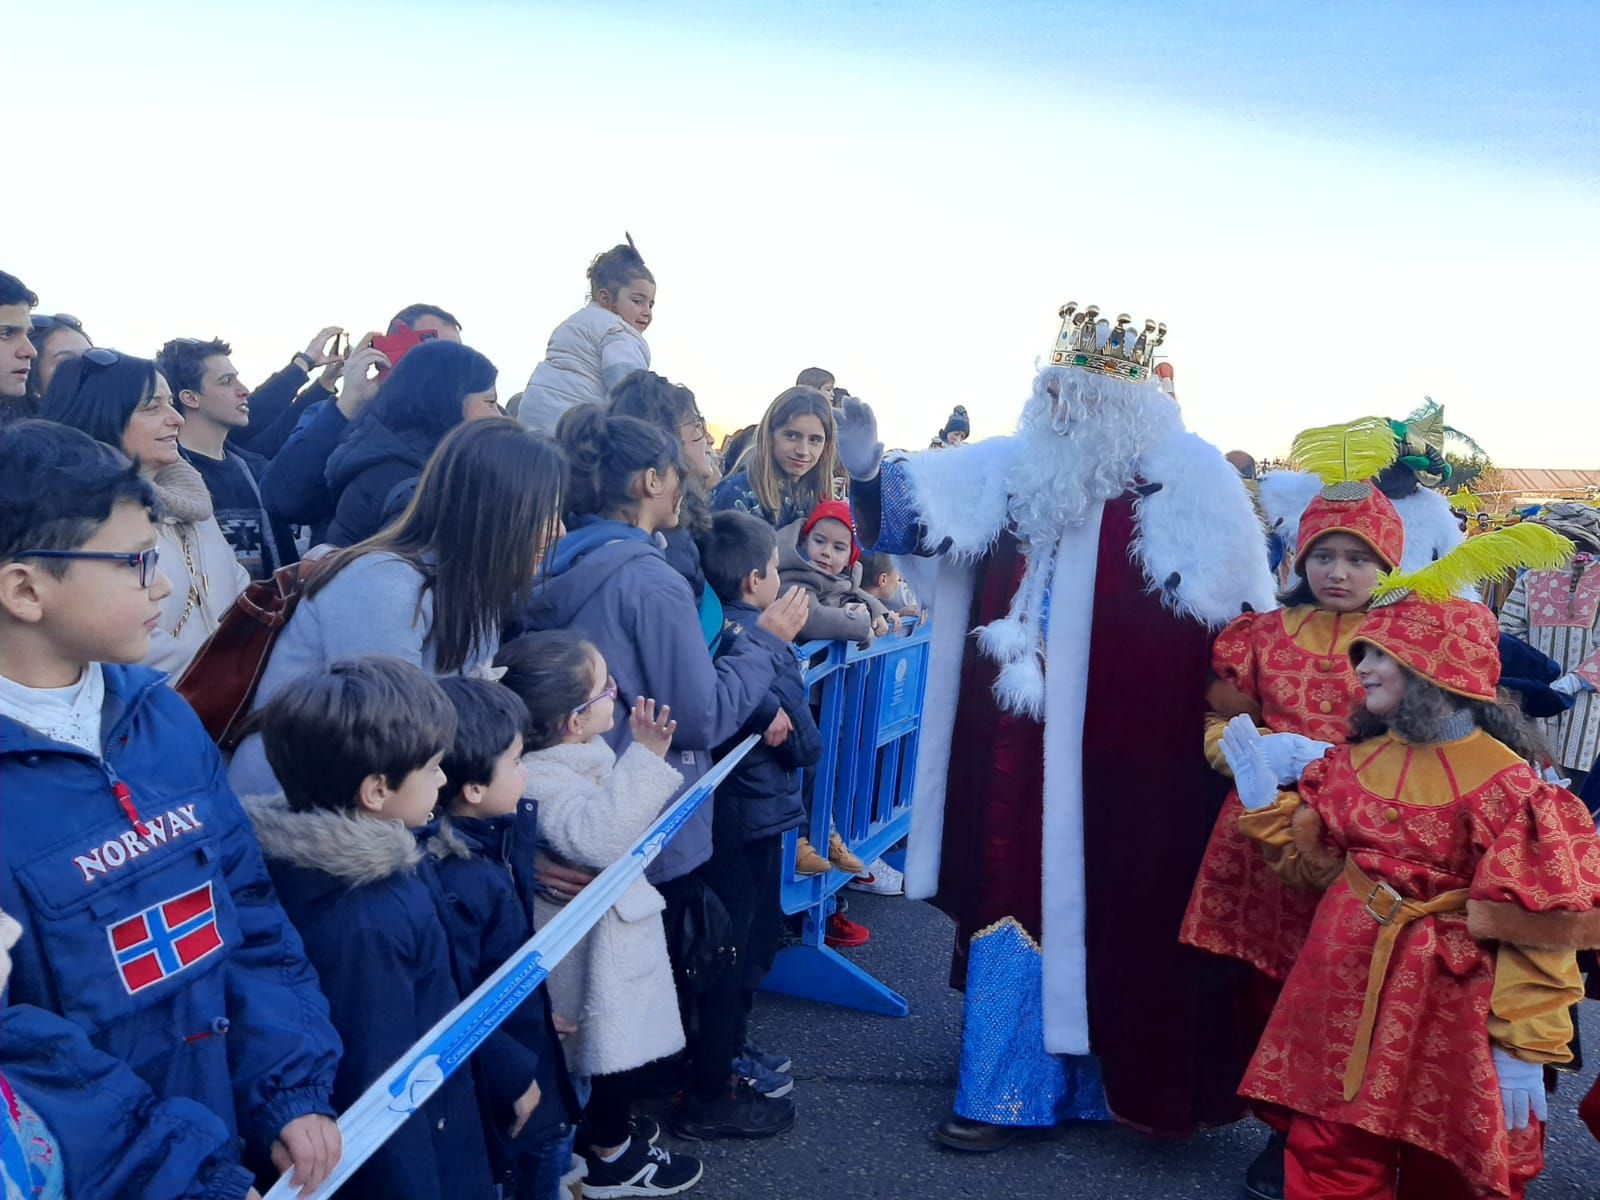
[1341,858,1470,1101]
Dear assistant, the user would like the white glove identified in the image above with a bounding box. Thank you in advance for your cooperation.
[835,394,885,481]
[1551,672,1595,697]
[1491,1045,1547,1131]
[1540,764,1574,789]
[1219,715,1280,812]
[1258,732,1335,786]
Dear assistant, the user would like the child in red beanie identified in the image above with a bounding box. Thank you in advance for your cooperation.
[777,501,889,647]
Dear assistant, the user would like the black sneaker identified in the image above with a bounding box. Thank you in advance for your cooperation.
[582,1136,702,1198]
[1243,1129,1286,1200]
[670,1079,797,1140]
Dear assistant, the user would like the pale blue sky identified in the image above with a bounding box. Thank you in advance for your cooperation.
[9,1,1598,464]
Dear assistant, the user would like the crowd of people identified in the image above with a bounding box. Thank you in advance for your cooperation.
[2,248,1599,1200]
[0,249,923,1200]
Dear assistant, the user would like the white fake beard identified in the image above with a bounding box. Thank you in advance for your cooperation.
[1005,366,1182,552]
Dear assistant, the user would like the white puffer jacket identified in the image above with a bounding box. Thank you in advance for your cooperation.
[525,738,685,1076]
[519,303,650,435]
[145,460,250,677]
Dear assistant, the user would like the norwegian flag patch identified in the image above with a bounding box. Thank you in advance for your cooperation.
[106,882,225,994]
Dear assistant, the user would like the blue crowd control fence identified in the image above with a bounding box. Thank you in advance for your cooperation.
[264,737,758,1199]
[759,618,933,1018]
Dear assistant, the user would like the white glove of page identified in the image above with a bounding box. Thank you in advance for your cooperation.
[1259,732,1335,786]
[1492,1045,1547,1131]
[1219,716,1280,812]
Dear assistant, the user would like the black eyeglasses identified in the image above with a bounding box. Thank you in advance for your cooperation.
[14,546,161,587]
[29,313,86,337]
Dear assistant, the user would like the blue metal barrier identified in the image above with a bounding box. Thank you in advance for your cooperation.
[759,620,933,1018]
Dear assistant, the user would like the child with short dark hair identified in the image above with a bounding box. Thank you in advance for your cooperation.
[0,420,342,1197]
[244,656,496,1200]
[857,551,919,625]
[699,512,824,1096]
[429,676,583,1200]
[776,501,889,647]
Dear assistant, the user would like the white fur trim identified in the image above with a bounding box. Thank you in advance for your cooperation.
[976,617,1031,665]
[1038,504,1102,1056]
[1132,429,1278,626]
[1257,470,1324,553]
[896,437,1020,558]
[1392,486,1466,575]
[993,655,1046,719]
[902,561,976,901]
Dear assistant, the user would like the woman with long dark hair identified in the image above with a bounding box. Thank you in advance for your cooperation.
[228,418,566,795]
[44,350,249,675]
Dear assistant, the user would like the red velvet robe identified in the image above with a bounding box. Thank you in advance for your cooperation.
[933,497,1249,1136]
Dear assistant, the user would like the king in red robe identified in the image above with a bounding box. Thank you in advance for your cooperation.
[842,305,1278,1145]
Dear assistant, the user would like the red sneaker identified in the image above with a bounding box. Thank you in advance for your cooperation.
[825,913,872,948]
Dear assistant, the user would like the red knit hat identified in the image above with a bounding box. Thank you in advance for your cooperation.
[1350,595,1500,701]
[1295,483,1405,573]
[802,501,861,567]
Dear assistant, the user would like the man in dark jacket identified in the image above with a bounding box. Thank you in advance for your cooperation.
[161,336,300,579]
[701,511,824,1106]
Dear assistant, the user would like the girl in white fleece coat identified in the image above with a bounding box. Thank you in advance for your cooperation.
[519,239,655,435]
[500,630,685,1079]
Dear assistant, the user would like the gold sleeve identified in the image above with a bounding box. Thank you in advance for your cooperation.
[1203,714,1233,776]
[1488,943,1583,1065]
[1237,793,1341,891]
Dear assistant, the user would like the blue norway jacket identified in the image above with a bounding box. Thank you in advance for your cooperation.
[0,665,340,1160]
[713,603,823,840]
[0,1002,256,1200]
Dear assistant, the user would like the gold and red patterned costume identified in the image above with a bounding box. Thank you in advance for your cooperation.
[1239,734,1600,1195]
[1179,606,1365,978]
[1182,480,1406,980]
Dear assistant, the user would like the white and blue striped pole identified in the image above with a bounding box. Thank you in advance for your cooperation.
[266,736,758,1198]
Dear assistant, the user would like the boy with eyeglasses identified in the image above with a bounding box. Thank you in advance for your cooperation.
[0,420,344,1196]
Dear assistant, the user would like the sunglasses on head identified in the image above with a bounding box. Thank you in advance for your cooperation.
[29,313,86,338]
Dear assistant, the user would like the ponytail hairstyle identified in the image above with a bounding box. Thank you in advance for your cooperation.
[609,369,710,533]
[494,630,598,751]
[308,419,567,674]
[556,404,683,521]
[747,386,841,519]
[588,235,653,304]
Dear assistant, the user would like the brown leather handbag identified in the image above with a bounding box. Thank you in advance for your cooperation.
[174,553,325,748]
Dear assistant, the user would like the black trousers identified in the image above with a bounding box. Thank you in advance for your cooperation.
[658,798,787,1101]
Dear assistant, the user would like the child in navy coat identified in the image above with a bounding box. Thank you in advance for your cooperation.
[428,675,584,1200]
[243,657,498,1200]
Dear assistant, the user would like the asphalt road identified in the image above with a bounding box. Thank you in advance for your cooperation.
[649,890,1600,1200]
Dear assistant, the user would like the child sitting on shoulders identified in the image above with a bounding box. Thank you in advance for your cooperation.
[243,656,497,1200]
[520,239,655,435]
[494,631,704,1198]
[777,501,888,646]
[429,676,583,1200]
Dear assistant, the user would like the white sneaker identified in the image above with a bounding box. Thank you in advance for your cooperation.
[847,857,904,895]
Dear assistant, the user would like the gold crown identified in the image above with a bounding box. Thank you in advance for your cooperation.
[1048,302,1165,382]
